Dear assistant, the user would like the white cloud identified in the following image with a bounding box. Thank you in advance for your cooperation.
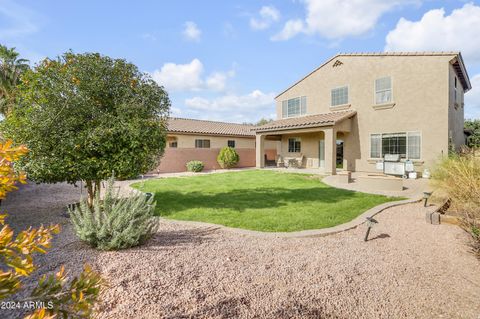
[184,90,276,123]
[206,70,235,91]
[465,74,480,119]
[272,0,417,41]
[151,59,235,92]
[0,0,39,38]
[151,59,204,92]
[170,107,182,116]
[185,90,275,112]
[250,5,280,30]
[182,21,201,42]
[271,19,304,41]
[385,3,480,65]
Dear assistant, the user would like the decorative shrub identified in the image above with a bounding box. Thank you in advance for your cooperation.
[217,147,239,169]
[432,154,480,256]
[70,176,158,250]
[186,160,204,172]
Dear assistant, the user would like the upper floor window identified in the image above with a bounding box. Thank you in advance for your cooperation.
[195,139,210,148]
[227,140,235,148]
[331,86,348,106]
[375,76,392,104]
[169,141,178,148]
[282,96,306,118]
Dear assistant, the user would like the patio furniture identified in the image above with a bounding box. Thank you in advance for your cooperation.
[264,154,276,167]
[286,155,306,168]
[287,158,299,168]
[276,155,285,168]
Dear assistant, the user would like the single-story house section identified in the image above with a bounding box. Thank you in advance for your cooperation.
[254,52,472,175]
[154,117,277,173]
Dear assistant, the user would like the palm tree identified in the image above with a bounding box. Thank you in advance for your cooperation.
[0,44,30,117]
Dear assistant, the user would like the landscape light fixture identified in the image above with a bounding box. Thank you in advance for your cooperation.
[364,217,378,242]
[423,192,432,207]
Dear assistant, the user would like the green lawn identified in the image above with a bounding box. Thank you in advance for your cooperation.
[133,170,400,232]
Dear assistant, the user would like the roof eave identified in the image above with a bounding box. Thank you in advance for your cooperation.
[451,53,472,92]
[167,130,255,138]
[254,122,335,133]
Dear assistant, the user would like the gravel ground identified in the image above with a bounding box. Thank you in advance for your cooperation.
[2,181,480,319]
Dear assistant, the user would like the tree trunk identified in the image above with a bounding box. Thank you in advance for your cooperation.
[85,180,101,211]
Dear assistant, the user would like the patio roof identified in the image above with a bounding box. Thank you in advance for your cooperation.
[253,110,356,133]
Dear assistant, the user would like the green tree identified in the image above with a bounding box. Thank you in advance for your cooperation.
[255,118,273,126]
[0,44,30,117]
[2,52,170,207]
[465,119,480,148]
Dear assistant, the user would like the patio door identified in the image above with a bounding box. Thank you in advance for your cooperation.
[319,140,325,168]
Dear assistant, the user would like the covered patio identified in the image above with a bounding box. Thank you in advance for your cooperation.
[254,110,357,175]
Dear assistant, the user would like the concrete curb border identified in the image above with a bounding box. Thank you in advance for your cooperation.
[159,198,422,238]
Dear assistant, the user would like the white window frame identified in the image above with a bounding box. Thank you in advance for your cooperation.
[331,85,349,107]
[369,131,422,160]
[374,76,393,105]
[282,96,307,118]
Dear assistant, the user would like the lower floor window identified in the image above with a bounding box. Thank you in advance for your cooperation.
[370,132,421,159]
[195,139,210,148]
[227,140,235,148]
[288,138,301,153]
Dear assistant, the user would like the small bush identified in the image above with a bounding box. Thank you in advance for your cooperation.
[70,176,158,250]
[217,147,239,169]
[186,160,204,172]
[431,154,480,255]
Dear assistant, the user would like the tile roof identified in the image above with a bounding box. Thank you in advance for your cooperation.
[167,117,255,137]
[254,110,356,133]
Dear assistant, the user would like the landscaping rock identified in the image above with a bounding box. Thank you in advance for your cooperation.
[2,181,480,319]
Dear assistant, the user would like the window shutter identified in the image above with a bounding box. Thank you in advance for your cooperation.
[282,100,287,118]
[300,96,307,115]
[407,132,421,159]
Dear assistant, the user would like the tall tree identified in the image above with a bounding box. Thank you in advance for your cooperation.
[2,52,170,207]
[465,119,480,148]
[0,44,30,117]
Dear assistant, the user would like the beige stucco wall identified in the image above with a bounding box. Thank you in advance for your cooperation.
[167,134,256,149]
[279,132,323,168]
[275,55,464,172]
[448,64,466,151]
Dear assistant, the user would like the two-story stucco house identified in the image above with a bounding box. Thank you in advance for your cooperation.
[254,52,472,175]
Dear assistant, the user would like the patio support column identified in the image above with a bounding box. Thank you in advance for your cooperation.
[324,127,337,175]
[256,134,265,168]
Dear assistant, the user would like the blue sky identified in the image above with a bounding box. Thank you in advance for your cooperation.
[1,0,480,122]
